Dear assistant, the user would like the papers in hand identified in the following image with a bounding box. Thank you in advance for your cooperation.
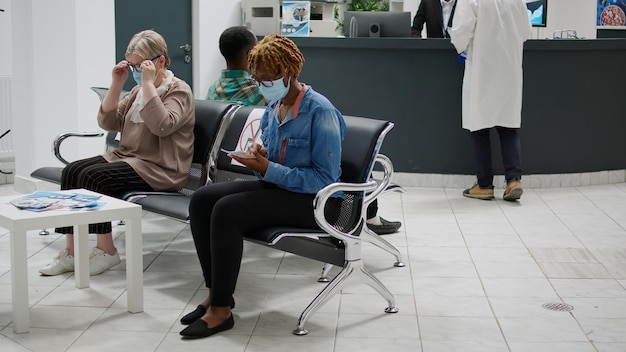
[221,148,255,159]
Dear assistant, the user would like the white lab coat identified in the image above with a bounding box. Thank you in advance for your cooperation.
[448,0,531,132]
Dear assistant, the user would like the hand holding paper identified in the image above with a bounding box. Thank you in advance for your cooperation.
[228,144,269,175]
[221,148,255,159]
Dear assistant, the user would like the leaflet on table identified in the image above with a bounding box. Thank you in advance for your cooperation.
[9,191,106,212]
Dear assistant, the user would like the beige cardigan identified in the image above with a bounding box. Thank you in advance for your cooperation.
[98,77,195,191]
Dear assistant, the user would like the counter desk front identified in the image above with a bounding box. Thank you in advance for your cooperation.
[291,37,626,177]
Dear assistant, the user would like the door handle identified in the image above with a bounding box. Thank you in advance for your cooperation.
[179,44,191,64]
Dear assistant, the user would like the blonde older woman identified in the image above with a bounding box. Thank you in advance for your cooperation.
[39,29,195,276]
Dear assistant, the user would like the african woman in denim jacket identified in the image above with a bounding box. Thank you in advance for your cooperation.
[180,34,346,339]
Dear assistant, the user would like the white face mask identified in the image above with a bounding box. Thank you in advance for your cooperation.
[258,77,290,102]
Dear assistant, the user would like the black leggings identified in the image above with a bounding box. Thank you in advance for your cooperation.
[55,155,154,234]
[189,180,341,307]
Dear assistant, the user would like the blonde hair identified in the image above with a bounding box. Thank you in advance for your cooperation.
[125,29,171,67]
[248,34,304,78]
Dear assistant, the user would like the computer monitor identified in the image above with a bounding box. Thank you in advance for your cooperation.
[525,0,547,27]
[344,11,411,38]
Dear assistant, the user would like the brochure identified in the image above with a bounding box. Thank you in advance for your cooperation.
[10,191,106,212]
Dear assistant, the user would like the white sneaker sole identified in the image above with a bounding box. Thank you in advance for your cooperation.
[89,257,121,276]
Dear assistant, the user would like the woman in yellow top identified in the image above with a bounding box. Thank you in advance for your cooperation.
[39,29,195,276]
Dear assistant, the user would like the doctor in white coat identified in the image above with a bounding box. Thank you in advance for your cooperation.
[448,0,531,201]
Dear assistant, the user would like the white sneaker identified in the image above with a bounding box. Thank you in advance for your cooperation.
[39,249,75,276]
[89,247,121,276]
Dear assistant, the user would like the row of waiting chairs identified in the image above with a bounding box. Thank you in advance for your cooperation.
[29,87,405,335]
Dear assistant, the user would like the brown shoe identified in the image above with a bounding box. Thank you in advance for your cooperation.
[503,180,523,201]
[463,183,495,200]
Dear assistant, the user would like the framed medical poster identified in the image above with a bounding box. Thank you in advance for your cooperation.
[281,1,310,37]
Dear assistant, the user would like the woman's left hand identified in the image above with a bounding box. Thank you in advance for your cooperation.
[139,59,157,84]
[230,145,269,175]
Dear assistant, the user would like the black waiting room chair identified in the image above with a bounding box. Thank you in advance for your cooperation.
[241,115,400,335]
[30,87,239,227]
[122,99,238,221]
[213,106,406,281]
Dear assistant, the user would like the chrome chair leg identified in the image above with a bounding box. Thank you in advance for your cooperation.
[293,258,398,336]
[318,263,333,282]
[359,264,399,312]
[293,262,353,336]
[362,227,406,267]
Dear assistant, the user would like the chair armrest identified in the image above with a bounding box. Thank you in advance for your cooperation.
[371,153,405,194]
[313,179,378,243]
[364,154,394,204]
[313,152,395,244]
[53,131,104,165]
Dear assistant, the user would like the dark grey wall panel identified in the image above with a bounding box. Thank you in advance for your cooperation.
[291,37,626,175]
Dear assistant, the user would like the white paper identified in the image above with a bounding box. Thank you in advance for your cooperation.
[221,148,255,159]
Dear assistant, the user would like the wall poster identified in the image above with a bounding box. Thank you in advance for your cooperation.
[597,0,626,26]
[281,1,310,37]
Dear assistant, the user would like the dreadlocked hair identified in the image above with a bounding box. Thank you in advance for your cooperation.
[249,34,305,78]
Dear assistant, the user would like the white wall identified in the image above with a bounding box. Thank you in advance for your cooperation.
[11,0,36,192]
[194,0,242,100]
[538,0,597,40]
[0,0,12,74]
[11,0,115,192]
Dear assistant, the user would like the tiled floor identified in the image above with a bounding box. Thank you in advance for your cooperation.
[1,182,626,352]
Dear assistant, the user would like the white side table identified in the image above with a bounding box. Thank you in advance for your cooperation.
[0,189,143,333]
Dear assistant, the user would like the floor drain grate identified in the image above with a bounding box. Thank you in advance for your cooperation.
[542,302,574,311]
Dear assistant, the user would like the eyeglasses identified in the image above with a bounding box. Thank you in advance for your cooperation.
[127,55,161,72]
[253,74,284,87]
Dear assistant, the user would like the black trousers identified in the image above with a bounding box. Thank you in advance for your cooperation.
[188,180,341,307]
[367,199,378,220]
[55,155,154,234]
[470,127,523,188]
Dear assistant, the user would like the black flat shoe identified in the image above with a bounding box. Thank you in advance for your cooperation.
[180,305,206,325]
[180,314,234,339]
[367,216,402,235]
[180,298,236,325]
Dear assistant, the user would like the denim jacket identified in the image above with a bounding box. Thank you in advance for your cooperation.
[256,85,345,194]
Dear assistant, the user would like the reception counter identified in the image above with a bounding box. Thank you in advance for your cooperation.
[291,37,626,176]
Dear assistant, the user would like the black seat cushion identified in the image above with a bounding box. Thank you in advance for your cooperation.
[130,194,192,221]
[245,226,345,267]
[30,166,63,184]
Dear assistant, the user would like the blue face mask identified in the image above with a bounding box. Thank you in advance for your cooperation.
[132,70,143,86]
[132,69,159,86]
[258,77,290,102]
